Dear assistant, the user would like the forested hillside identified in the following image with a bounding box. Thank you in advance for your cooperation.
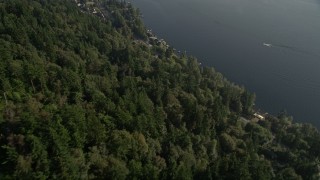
[0,0,319,179]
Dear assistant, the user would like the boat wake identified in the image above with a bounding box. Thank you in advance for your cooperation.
[263,42,320,58]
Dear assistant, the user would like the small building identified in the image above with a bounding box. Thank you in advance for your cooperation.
[253,112,265,120]
[86,1,95,6]
[149,37,157,40]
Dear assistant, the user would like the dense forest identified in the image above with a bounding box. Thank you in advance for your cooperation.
[0,0,320,179]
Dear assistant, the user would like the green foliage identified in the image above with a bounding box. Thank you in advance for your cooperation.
[220,133,237,153]
[0,0,319,179]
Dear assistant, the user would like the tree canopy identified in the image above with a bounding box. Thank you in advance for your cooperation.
[0,0,319,179]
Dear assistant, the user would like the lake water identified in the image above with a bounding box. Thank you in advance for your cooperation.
[131,0,320,128]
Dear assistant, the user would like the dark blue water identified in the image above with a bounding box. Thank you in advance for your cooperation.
[131,0,320,128]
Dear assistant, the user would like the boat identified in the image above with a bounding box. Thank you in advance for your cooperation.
[263,43,272,47]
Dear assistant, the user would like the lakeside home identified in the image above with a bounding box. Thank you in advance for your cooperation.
[254,112,265,120]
